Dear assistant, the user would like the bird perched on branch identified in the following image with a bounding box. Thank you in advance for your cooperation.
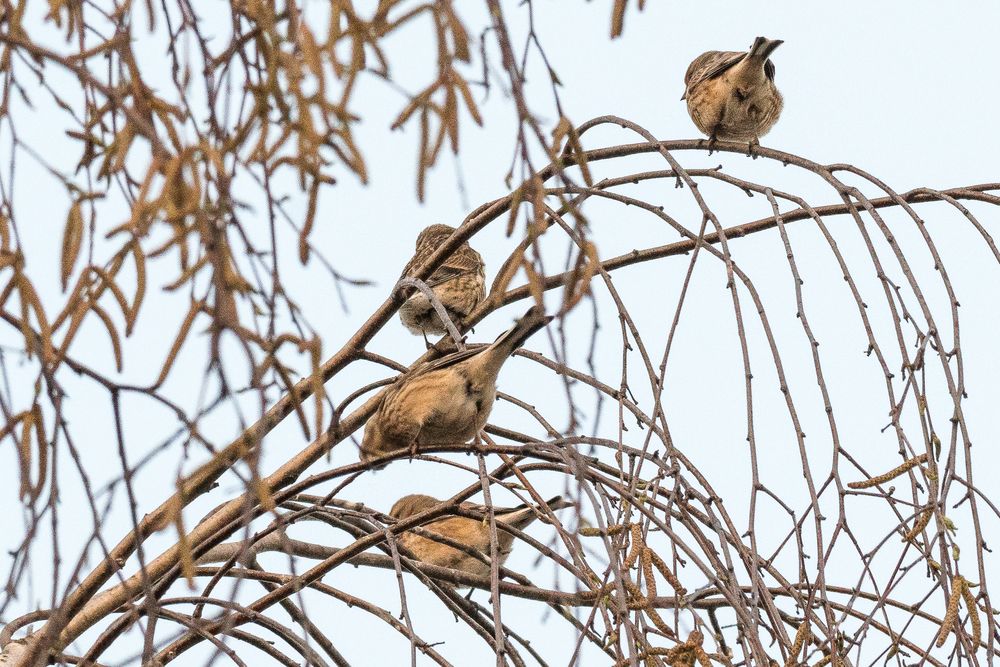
[389,493,571,577]
[682,36,784,153]
[360,306,551,462]
[398,224,486,339]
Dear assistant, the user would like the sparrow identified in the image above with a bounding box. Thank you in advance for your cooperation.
[389,493,571,577]
[682,36,784,153]
[360,306,551,462]
[398,224,486,338]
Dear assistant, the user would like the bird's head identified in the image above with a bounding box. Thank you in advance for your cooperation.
[389,493,440,520]
[416,224,459,245]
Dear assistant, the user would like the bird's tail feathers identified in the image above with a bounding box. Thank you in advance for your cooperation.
[502,495,572,528]
[542,495,572,512]
[488,305,552,360]
[746,36,783,62]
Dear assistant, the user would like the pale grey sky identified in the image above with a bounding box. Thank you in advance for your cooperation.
[1,1,999,664]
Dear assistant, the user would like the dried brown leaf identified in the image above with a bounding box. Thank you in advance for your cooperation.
[61,201,84,291]
[848,453,928,489]
[152,300,204,389]
[961,578,982,647]
[299,178,319,264]
[169,495,197,589]
[299,24,324,78]
[17,410,33,500]
[89,301,124,372]
[610,0,627,38]
[936,575,964,647]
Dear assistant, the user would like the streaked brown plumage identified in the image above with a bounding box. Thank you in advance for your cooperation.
[389,493,571,577]
[360,306,551,462]
[682,36,784,151]
[398,224,486,337]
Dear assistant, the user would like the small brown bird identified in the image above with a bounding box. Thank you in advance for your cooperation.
[398,224,486,338]
[682,36,784,153]
[389,493,571,577]
[360,306,551,462]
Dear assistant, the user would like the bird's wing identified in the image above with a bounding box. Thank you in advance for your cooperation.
[764,58,776,81]
[398,231,443,280]
[444,245,483,274]
[423,266,470,288]
[463,495,569,529]
[399,305,547,381]
[423,246,483,288]
[416,346,485,374]
[399,232,481,280]
[458,501,532,532]
[681,50,746,100]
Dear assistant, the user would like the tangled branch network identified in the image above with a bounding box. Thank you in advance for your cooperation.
[4,115,1000,666]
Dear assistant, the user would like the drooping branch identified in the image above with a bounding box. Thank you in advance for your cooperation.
[2,101,996,664]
